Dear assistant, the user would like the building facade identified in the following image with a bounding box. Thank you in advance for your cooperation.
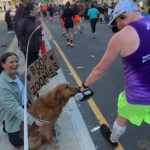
[0,0,14,11]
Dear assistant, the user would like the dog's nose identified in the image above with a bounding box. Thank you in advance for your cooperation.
[77,87,80,92]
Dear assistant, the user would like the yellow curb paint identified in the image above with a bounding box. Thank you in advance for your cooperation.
[42,21,124,150]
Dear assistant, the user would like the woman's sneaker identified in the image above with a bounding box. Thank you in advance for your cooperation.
[100,124,118,148]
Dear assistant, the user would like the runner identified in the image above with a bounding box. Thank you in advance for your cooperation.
[87,2,99,38]
[48,4,54,22]
[73,4,82,34]
[62,2,75,47]
[77,0,150,148]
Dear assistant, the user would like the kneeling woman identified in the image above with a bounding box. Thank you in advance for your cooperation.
[0,52,44,149]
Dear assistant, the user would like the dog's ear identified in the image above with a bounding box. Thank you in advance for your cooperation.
[43,90,61,106]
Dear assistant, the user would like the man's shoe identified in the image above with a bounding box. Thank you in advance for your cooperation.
[70,43,73,47]
[93,33,96,38]
[100,124,118,148]
[67,42,70,46]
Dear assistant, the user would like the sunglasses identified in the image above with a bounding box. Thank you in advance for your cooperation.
[114,12,125,25]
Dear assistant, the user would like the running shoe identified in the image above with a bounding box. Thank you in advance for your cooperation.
[67,42,70,46]
[100,124,118,148]
[70,43,73,47]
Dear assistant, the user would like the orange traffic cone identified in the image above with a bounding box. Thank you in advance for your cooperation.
[40,40,46,55]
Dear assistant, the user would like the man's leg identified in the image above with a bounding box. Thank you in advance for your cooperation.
[100,115,127,147]
[110,115,127,142]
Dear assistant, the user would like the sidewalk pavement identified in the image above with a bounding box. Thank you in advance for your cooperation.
[0,30,97,150]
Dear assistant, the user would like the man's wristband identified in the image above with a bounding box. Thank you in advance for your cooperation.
[82,82,89,88]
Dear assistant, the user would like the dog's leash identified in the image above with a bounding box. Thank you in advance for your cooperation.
[24,25,42,150]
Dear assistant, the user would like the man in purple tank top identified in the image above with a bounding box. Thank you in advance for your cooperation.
[75,0,150,148]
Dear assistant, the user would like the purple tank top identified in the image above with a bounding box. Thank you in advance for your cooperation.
[122,17,150,105]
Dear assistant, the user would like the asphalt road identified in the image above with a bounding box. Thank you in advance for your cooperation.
[43,15,150,150]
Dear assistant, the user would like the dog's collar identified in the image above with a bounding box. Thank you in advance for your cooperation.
[39,119,51,125]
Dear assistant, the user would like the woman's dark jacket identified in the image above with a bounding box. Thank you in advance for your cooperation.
[48,6,54,17]
[14,3,26,23]
[5,10,11,22]
[17,16,42,53]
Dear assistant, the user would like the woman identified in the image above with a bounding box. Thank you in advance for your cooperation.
[73,4,82,34]
[62,2,75,47]
[87,2,99,38]
[17,3,42,66]
[0,52,44,150]
[5,9,13,34]
[84,4,89,20]
[48,4,54,22]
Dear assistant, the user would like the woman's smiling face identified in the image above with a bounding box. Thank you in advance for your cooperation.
[2,55,19,77]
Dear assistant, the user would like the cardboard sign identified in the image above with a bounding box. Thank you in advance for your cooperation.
[27,49,59,96]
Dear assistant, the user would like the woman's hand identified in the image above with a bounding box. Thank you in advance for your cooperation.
[34,119,45,127]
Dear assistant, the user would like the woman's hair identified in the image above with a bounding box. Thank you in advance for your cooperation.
[0,52,18,73]
[25,2,35,15]
[91,2,95,8]
[65,1,70,8]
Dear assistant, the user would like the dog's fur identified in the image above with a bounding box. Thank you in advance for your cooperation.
[22,83,79,150]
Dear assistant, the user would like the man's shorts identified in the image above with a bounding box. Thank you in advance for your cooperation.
[64,22,74,29]
[118,92,150,126]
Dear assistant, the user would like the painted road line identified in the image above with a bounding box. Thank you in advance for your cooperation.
[42,21,124,150]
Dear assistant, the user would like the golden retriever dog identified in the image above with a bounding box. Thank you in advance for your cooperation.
[23,83,79,150]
